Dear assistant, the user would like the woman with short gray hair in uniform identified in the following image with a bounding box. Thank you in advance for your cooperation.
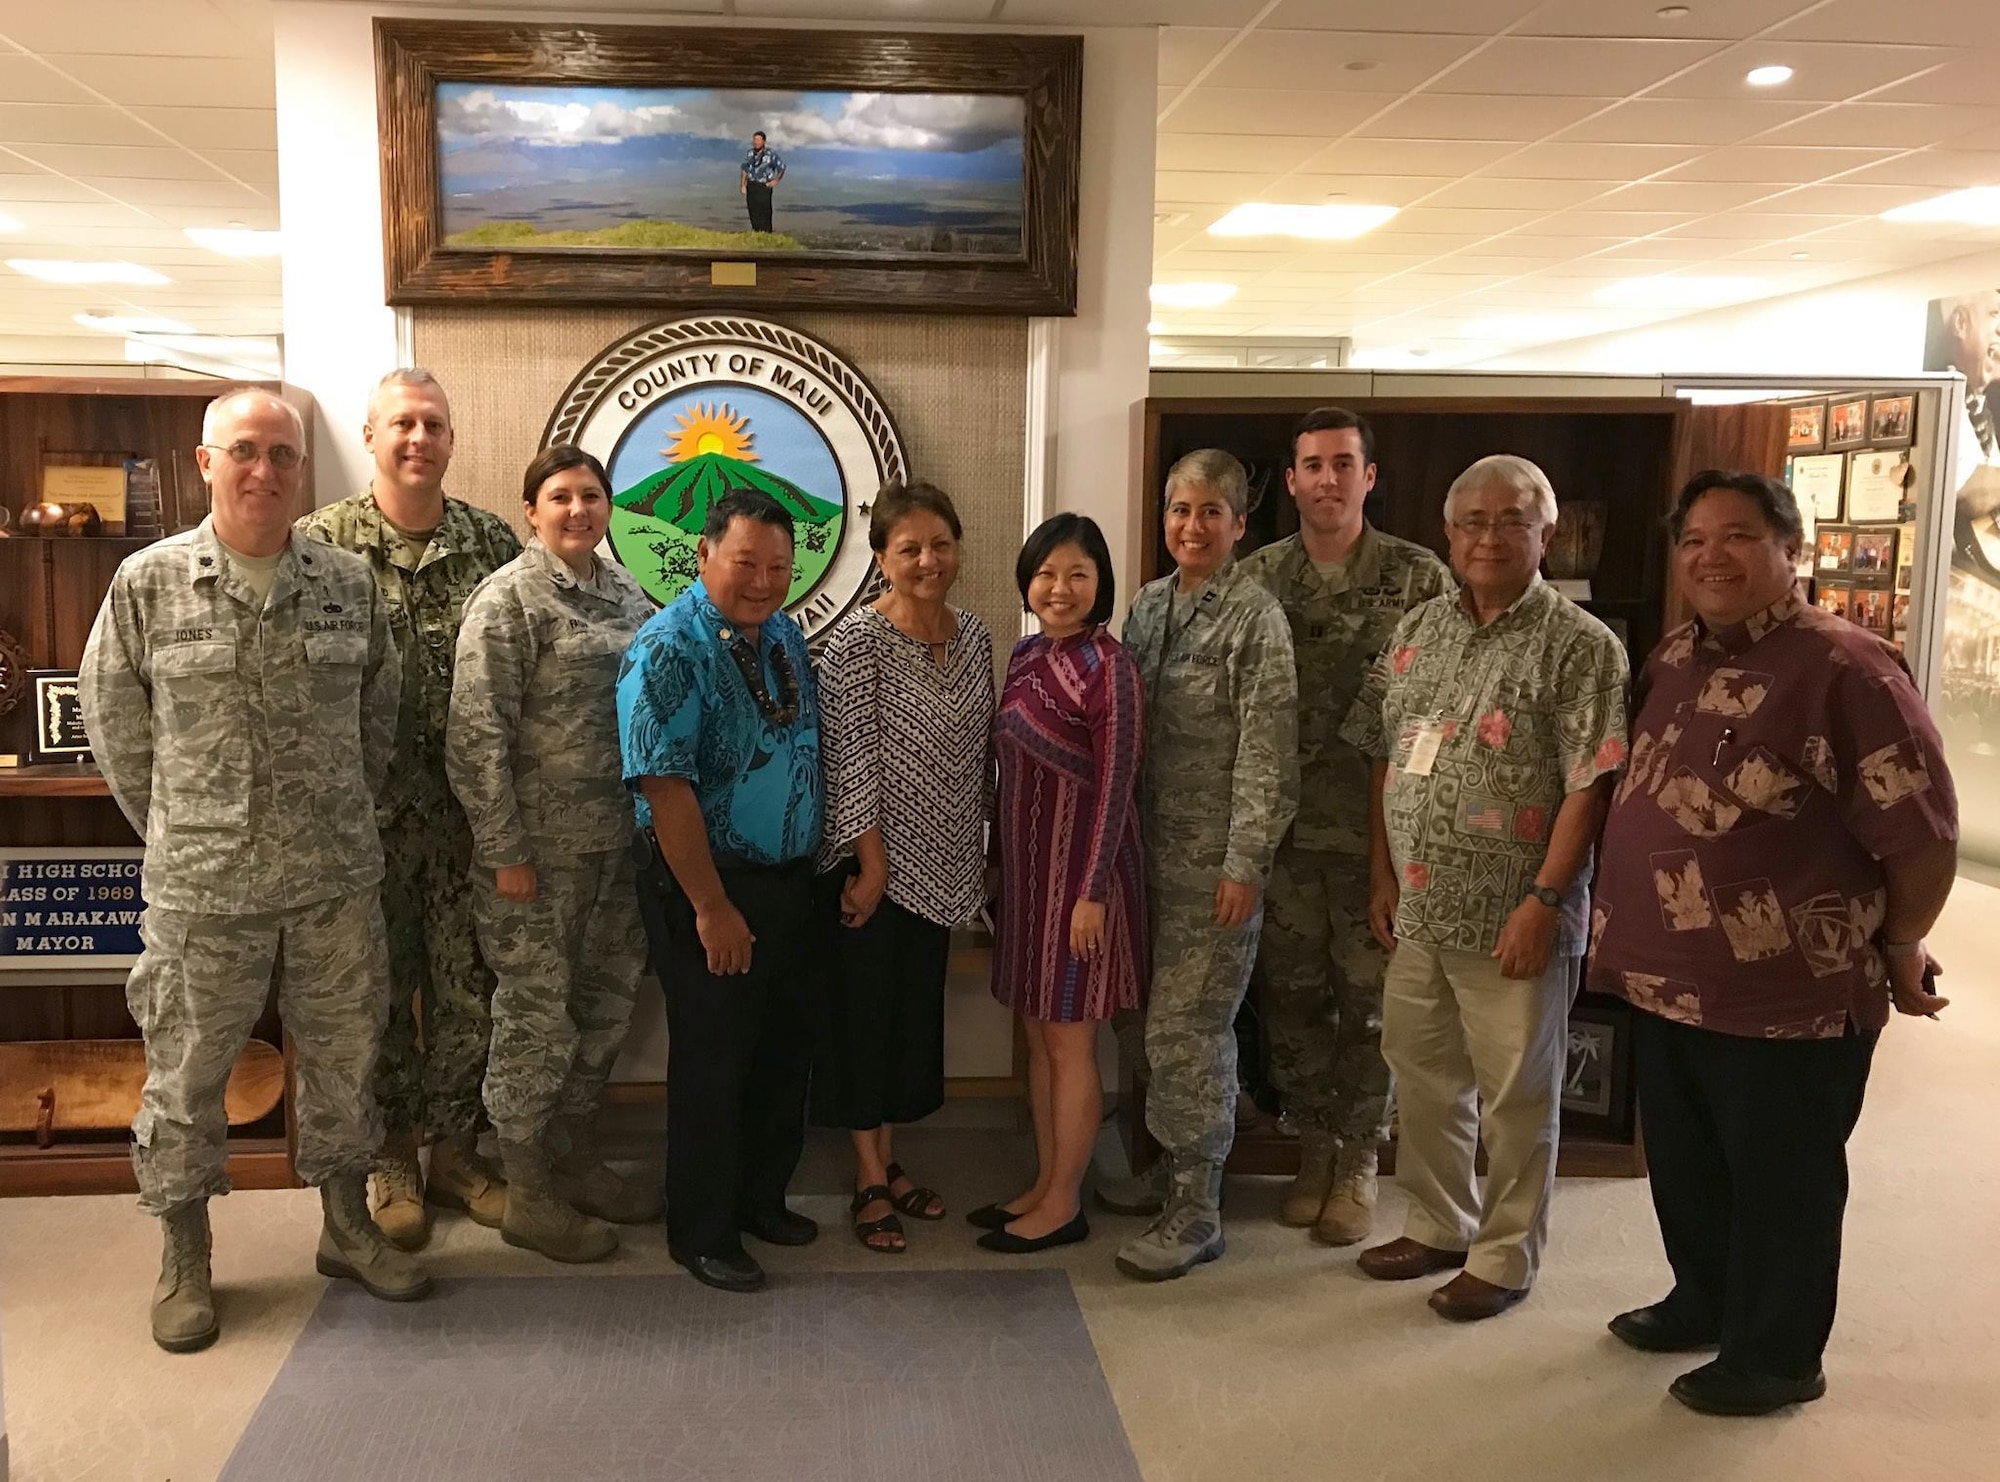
[446,444,659,1264]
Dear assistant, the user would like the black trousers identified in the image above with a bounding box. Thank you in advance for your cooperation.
[634,838,816,1258]
[1633,1011,1877,1379]
[745,182,774,234]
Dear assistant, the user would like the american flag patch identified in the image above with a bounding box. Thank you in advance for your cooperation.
[1462,801,1505,834]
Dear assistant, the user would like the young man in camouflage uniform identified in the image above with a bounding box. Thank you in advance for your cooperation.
[81,389,431,1352]
[297,367,521,1247]
[446,445,660,1263]
[1115,449,1298,1280]
[1239,407,1453,1246]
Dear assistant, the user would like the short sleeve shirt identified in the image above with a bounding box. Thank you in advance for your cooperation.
[1340,576,1629,955]
[1589,591,1958,1039]
[741,147,785,184]
[617,582,823,865]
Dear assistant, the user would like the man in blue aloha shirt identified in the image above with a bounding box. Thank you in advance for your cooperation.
[618,487,823,1294]
[740,130,785,235]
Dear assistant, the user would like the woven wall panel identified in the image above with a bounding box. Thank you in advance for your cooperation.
[410,308,1028,658]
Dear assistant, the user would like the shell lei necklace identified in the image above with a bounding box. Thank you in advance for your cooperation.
[721,627,800,726]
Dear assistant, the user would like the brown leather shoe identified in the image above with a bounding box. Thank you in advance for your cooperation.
[1428,1271,1528,1322]
[1356,1237,1469,1282]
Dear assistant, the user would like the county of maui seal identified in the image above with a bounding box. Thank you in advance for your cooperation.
[544,315,907,640]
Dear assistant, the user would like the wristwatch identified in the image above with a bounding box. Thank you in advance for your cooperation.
[1884,938,1925,960]
[1526,885,1562,909]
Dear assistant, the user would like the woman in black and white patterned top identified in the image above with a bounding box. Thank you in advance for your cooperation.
[813,481,995,1254]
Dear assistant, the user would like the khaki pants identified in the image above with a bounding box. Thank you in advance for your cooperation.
[1381,941,1580,1290]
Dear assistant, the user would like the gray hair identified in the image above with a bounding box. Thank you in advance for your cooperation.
[1443,453,1558,526]
[1165,447,1250,518]
[201,387,305,448]
[366,365,450,425]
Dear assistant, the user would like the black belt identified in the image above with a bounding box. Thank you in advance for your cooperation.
[632,828,812,880]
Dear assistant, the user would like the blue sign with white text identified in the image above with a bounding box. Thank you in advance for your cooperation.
[0,849,147,970]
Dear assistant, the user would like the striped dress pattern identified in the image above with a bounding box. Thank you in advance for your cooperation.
[990,628,1150,1023]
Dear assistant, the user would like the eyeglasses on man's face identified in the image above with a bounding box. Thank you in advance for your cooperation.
[1450,513,1538,537]
[202,441,305,471]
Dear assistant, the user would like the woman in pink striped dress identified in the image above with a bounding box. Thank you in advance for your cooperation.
[972,514,1148,1254]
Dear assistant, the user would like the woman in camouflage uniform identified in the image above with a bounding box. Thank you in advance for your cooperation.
[446,445,658,1263]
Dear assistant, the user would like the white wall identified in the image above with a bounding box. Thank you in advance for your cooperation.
[1472,247,2000,377]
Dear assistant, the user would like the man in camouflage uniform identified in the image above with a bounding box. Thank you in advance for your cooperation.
[446,445,660,1264]
[1239,407,1453,1246]
[80,389,431,1353]
[1114,449,1298,1281]
[297,367,521,1247]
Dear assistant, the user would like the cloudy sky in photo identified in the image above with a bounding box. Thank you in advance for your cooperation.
[437,85,1025,155]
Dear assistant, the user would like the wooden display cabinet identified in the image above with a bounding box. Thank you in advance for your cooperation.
[1136,390,1788,1179]
[0,374,298,1197]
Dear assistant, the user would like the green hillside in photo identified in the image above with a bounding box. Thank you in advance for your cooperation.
[446,220,802,251]
[615,453,840,534]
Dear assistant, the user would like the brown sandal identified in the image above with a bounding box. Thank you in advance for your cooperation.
[885,1162,946,1221]
[851,1184,906,1254]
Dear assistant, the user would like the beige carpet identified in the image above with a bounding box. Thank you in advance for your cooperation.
[4,881,1998,1482]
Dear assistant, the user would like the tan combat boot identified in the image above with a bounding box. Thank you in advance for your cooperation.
[551,1112,663,1225]
[500,1140,619,1264]
[152,1198,219,1353]
[1312,1143,1380,1247]
[370,1125,430,1251]
[1279,1131,1340,1228]
[317,1172,434,1300]
[427,1130,507,1228]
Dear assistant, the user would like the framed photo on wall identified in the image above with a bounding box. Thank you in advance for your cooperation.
[1826,397,1869,450]
[1869,394,1915,446]
[1815,525,1854,574]
[1853,586,1892,634]
[374,20,1082,315]
[1816,579,1853,620]
[1847,450,1911,523]
[1786,401,1827,453]
[1561,999,1634,1141]
[26,670,91,766]
[1851,528,1897,582]
[1789,452,1845,524]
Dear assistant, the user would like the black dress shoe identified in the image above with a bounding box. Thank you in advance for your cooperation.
[670,1245,766,1293]
[740,1207,819,1247]
[965,1202,1025,1231]
[1609,1301,1721,1353]
[1670,1359,1827,1416]
[976,1211,1088,1254]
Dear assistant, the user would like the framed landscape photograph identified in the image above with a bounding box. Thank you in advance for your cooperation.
[1786,401,1826,453]
[376,20,1082,314]
[1827,396,1869,450]
[1869,393,1915,446]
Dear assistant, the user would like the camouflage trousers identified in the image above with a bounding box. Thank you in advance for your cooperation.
[125,891,389,1215]
[1257,846,1392,1146]
[472,846,649,1147]
[374,797,496,1137]
[1134,871,1265,1165]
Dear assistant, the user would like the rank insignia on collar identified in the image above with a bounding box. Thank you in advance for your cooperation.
[323,603,344,614]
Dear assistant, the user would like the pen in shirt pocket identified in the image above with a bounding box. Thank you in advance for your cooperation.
[1711,726,1735,768]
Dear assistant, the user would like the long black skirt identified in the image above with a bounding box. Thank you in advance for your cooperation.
[810,867,950,1130]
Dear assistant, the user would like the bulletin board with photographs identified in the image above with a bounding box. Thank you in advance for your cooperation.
[1787,388,1926,653]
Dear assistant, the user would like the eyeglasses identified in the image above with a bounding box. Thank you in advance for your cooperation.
[202,441,305,471]
[1450,514,1538,537]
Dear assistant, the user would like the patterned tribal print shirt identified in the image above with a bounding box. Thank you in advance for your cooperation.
[1341,575,1629,956]
[1589,590,1957,1039]
[741,146,785,185]
[815,604,996,927]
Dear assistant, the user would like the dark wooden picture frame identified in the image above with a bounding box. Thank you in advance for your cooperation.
[1826,396,1869,451]
[27,669,91,766]
[375,19,1082,315]
[1561,998,1634,1141]
[1868,393,1915,446]
[1786,400,1826,452]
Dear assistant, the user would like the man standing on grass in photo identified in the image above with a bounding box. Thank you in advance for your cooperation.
[741,129,785,235]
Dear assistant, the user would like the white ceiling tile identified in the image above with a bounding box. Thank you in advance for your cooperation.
[1202,31,1487,93]
[37,55,275,110]
[1309,139,1521,176]
[1759,102,1999,150]
[1161,89,1384,136]
[1523,0,1815,41]
[1764,181,1941,213]
[1866,54,2000,107]
[1810,149,2000,189]
[1648,41,1951,103]
[1413,176,1610,209]
[78,176,270,208]
[203,149,279,186]
[1659,145,1899,183]
[1441,37,1724,96]
[1389,206,1554,234]
[1354,93,1613,142]
[1156,134,1346,174]
[128,107,278,154]
[1558,97,1822,147]
[1657,212,1859,241]
[1158,29,1234,88]
[1265,0,1542,32]
[1498,141,1705,179]
[0,56,99,106]
[1453,234,1637,257]
[1536,209,1694,237]
[12,143,229,183]
[1285,173,1472,207]
[0,1,272,58]
[1155,171,1284,206]
[733,0,990,15]
[1591,179,1787,211]
[1770,0,1997,48]
[0,103,162,148]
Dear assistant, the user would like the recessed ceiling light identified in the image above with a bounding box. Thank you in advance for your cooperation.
[75,312,196,335]
[1596,274,1761,307]
[1343,60,1380,72]
[0,212,22,233]
[5,258,170,285]
[1882,186,2000,225]
[1210,202,1398,240]
[1150,282,1237,308]
[185,227,282,257]
[1657,5,1691,17]
[1746,65,1793,87]
[1790,250,1811,259]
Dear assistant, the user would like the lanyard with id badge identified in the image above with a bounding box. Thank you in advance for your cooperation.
[1405,711,1449,777]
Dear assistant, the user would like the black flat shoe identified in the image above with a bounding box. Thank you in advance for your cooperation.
[1609,1301,1721,1353]
[965,1202,1025,1231]
[976,1211,1088,1254]
[740,1207,819,1247]
[670,1245,766,1293]
[1669,1359,1827,1416]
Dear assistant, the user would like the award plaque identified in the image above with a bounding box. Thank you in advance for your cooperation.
[27,671,92,766]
